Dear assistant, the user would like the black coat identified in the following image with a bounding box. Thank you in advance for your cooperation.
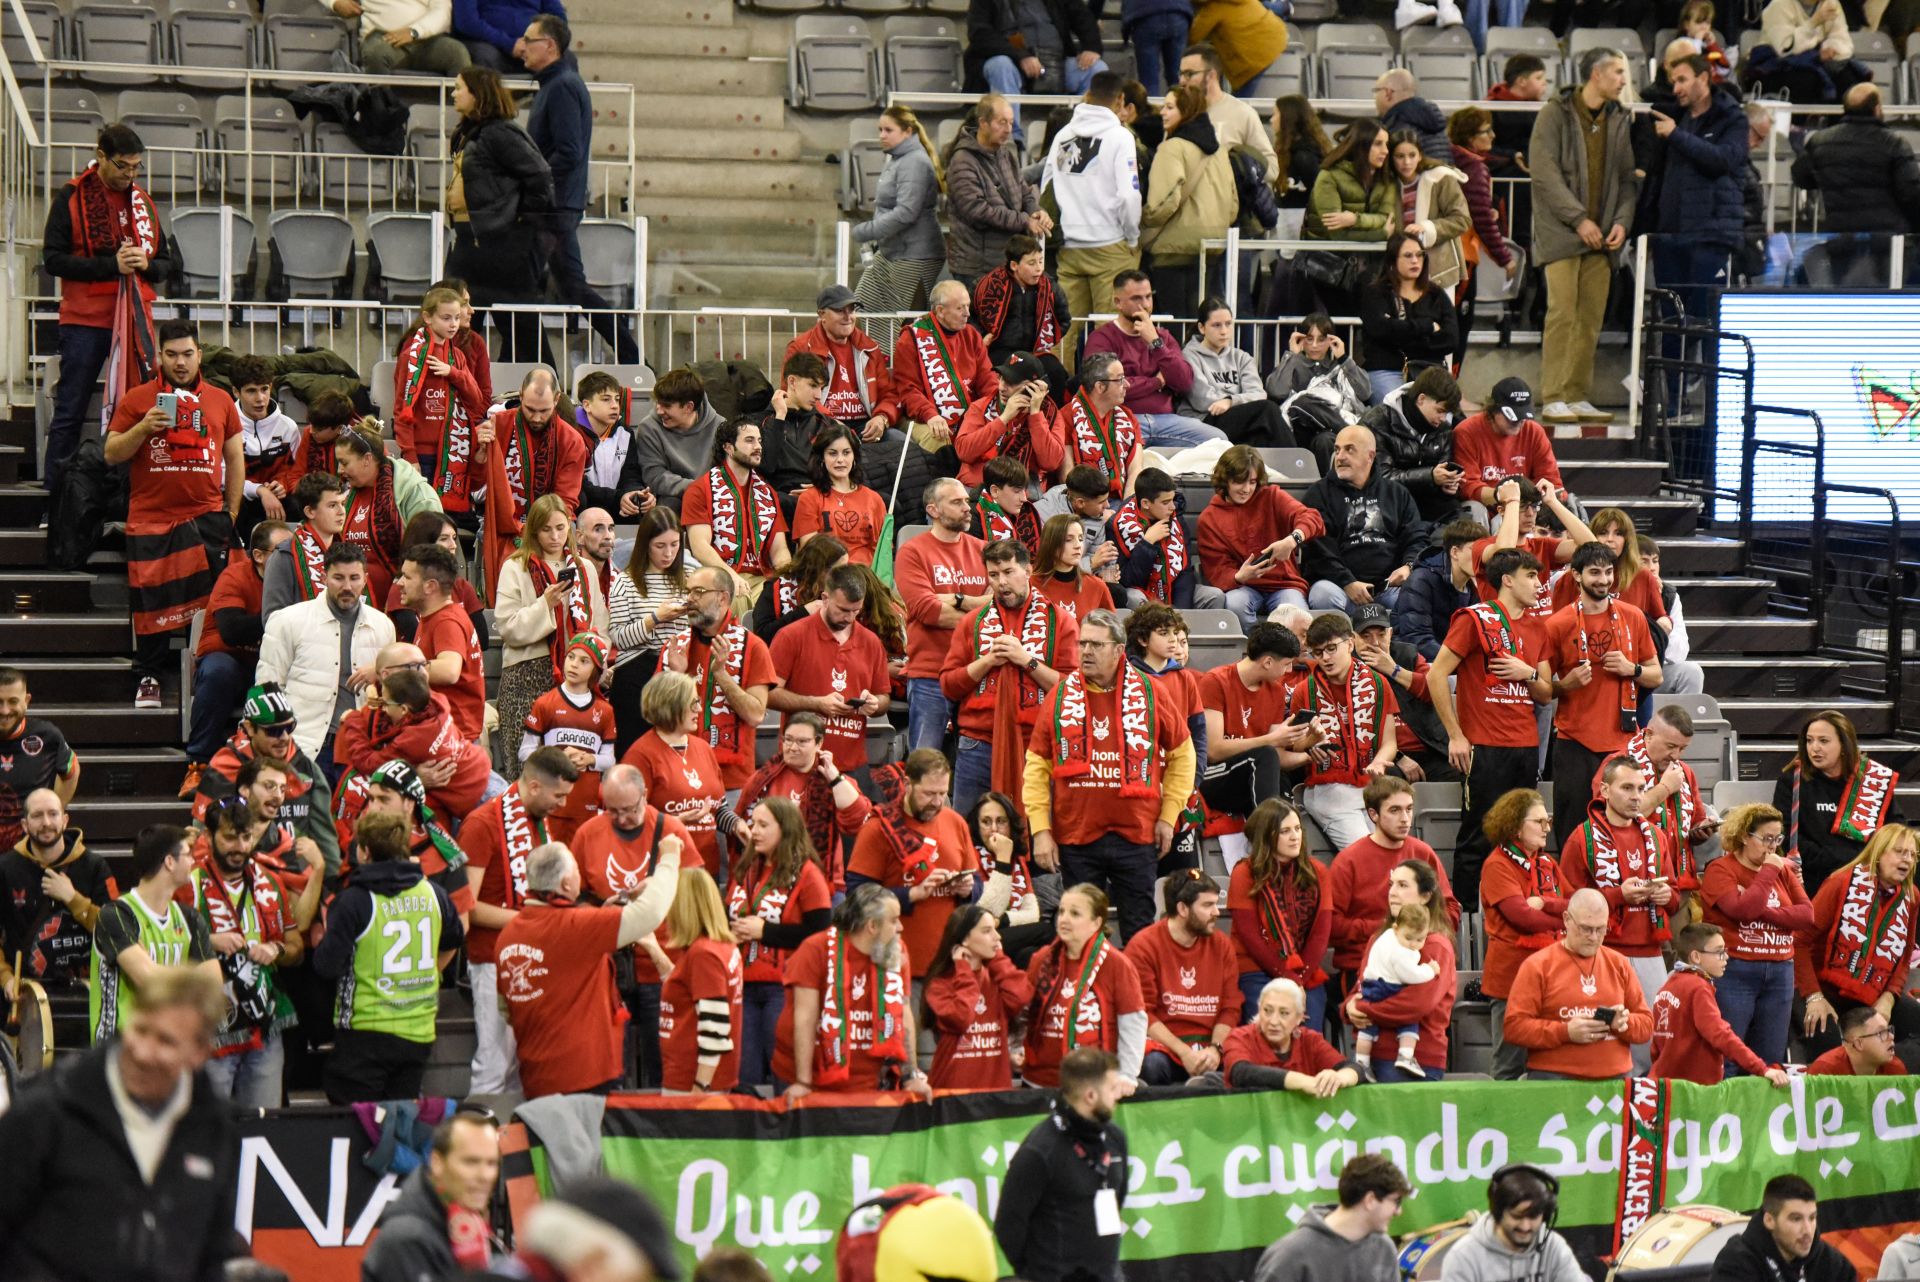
[1301,469,1429,590]
[1707,1212,1857,1282]
[994,1100,1129,1282]
[0,1043,241,1282]
[454,116,556,245]
[1655,89,1750,250]
[1790,115,1920,234]
[1383,96,1452,162]
[1360,383,1457,524]
[963,0,1102,89]
[41,190,176,293]
[1357,282,1459,375]
[361,1165,472,1282]
[1392,547,1476,661]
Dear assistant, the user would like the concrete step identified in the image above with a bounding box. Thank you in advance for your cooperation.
[584,54,786,96]
[1653,535,1746,577]
[0,484,51,528]
[0,570,96,614]
[76,748,192,798]
[1685,616,1816,654]
[654,260,828,303]
[576,24,758,60]
[632,127,808,162]
[1696,656,1850,701]
[26,705,182,746]
[1604,495,1699,538]
[1668,576,1775,618]
[1719,698,1895,738]
[1735,738,1920,781]
[626,93,788,132]
[640,198,834,257]
[5,657,176,701]
[586,0,736,26]
[1559,458,1666,499]
[0,614,130,652]
[68,797,194,841]
[1553,437,1642,460]
[0,445,24,486]
[633,158,839,202]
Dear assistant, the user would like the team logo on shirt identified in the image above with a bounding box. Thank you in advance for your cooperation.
[850,972,867,1002]
[498,943,549,1002]
[974,995,987,1015]
[19,736,41,756]
[684,768,703,790]
[831,669,848,693]
[1179,967,1197,990]
[1092,717,1109,740]
[1580,972,1598,996]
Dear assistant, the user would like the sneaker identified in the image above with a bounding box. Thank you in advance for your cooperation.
[134,676,162,709]
[1570,400,1616,422]
[177,761,203,799]
[1395,1051,1427,1078]
[1434,0,1464,24]
[1354,1058,1378,1084]
[1394,0,1437,26]
[1541,400,1581,423]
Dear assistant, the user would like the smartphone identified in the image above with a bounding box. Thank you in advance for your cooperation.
[1593,1007,1618,1025]
[155,391,178,422]
[1288,710,1316,727]
[556,564,578,585]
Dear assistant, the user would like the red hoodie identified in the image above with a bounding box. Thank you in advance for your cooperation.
[332,692,491,818]
[1650,966,1770,1084]
[1195,486,1323,595]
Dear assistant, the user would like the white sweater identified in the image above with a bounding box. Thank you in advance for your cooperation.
[1041,103,1141,249]
[314,0,452,39]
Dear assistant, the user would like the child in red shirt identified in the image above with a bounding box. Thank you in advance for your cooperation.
[520,633,616,846]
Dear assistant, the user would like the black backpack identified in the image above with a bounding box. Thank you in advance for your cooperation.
[690,360,774,420]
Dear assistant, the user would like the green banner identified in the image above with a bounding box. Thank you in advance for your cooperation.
[518,1077,1920,1281]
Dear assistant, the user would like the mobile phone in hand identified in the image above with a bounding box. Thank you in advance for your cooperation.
[1592,1007,1617,1025]
[556,564,578,585]
[1288,710,1315,727]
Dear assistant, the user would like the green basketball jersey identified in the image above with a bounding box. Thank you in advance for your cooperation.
[335,882,446,1043]
[90,892,198,1044]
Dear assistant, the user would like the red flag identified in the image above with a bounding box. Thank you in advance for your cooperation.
[101,272,156,429]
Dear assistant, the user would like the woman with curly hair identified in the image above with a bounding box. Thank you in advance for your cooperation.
[335,420,442,607]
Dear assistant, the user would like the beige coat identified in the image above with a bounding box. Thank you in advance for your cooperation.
[1405,165,1473,289]
[1141,123,1240,264]
[1760,0,1852,58]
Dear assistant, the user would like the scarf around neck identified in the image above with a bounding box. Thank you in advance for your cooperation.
[1819,861,1914,1003]
[1050,665,1159,797]
[1112,496,1188,603]
[816,926,909,1085]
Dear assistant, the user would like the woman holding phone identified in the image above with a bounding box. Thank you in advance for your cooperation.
[494,492,607,777]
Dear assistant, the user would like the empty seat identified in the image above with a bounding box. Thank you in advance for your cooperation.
[116,88,199,118]
[921,0,967,14]
[883,15,962,94]
[1406,48,1478,99]
[1256,446,1319,484]
[846,0,915,16]
[169,2,256,90]
[22,87,105,185]
[267,208,355,298]
[117,112,205,203]
[1852,29,1900,99]
[264,13,345,78]
[1401,22,1476,53]
[312,120,399,207]
[213,93,304,201]
[1240,49,1309,99]
[840,116,885,211]
[1181,607,1245,671]
[740,0,821,13]
[406,100,454,202]
[1320,49,1383,98]
[790,15,881,112]
[365,211,436,303]
[577,219,638,308]
[2,0,60,67]
[368,358,396,419]
[72,3,161,84]
[1315,21,1393,51]
[170,206,256,298]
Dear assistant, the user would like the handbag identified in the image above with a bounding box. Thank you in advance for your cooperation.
[1294,248,1365,295]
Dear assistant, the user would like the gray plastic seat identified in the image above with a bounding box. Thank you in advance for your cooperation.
[1401,22,1476,53]
[265,12,345,78]
[170,205,256,298]
[407,101,454,203]
[789,15,881,113]
[2,0,61,67]
[213,93,304,201]
[1240,50,1308,99]
[72,3,161,84]
[840,116,885,211]
[117,113,205,203]
[1315,21,1393,52]
[365,211,436,303]
[313,120,400,207]
[169,2,256,91]
[1565,27,1643,82]
[883,15,962,94]
[1851,29,1900,101]
[577,219,637,308]
[1406,47,1478,99]
[1320,49,1383,98]
[268,208,356,298]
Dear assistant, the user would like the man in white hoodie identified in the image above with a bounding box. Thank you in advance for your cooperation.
[320,0,470,75]
[1439,1165,1585,1282]
[1040,72,1141,360]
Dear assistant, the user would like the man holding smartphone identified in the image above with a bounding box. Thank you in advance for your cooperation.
[1501,888,1653,1080]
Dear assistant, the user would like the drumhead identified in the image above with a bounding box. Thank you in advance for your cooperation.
[15,978,53,1075]
[1612,1205,1746,1277]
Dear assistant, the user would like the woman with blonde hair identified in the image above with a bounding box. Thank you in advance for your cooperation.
[1794,822,1919,1059]
[1702,802,1811,1069]
[621,669,732,870]
[1228,798,1333,1031]
[495,491,607,775]
[852,104,947,314]
[335,419,442,607]
[727,795,833,1087]
[1142,83,1238,312]
[654,867,745,1094]
[1021,882,1147,1088]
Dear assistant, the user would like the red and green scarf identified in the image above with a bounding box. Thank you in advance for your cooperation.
[1028,933,1114,1052]
[1582,792,1670,942]
[1050,665,1159,798]
[908,315,970,421]
[973,264,1060,355]
[728,858,799,970]
[530,555,592,685]
[396,327,479,512]
[667,616,753,767]
[343,464,404,584]
[1065,392,1138,496]
[493,784,547,912]
[1500,843,1565,947]
[974,492,1042,555]
[706,463,780,574]
[1625,730,1701,887]
[1251,874,1326,985]
[1819,861,1915,1003]
[816,926,909,1086]
[1112,496,1189,604]
[1788,757,1900,857]
[289,522,330,601]
[500,412,556,529]
[1302,664,1385,779]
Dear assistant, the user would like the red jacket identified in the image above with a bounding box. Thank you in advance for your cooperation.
[1650,966,1770,1084]
[195,550,265,659]
[1196,486,1324,594]
[785,323,901,426]
[891,317,1000,424]
[332,693,491,818]
[481,408,588,603]
[924,955,1033,1090]
[954,400,1065,487]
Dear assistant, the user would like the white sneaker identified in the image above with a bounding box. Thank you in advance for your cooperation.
[1394,0,1438,27]
[1395,1050,1428,1078]
[134,676,162,709]
[1434,0,1465,24]
[1541,400,1580,422]
[1570,400,1616,422]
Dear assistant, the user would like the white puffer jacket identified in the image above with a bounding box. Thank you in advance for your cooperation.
[257,596,398,759]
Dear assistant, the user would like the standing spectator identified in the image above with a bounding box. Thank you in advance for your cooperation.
[1328,780,1461,973]
[955,356,1065,489]
[1084,272,1225,449]
[193,683,342,876]
[681,419,792,604]
[736,713,872,886]
[1020,883,1147,1085]
[1270,96,1333,219]
[1611,703,1714,898]
[334,660,490,825]
[1707,1177,1857,1282]
[947,96,1049,292]
[853,107,947,316]
[1301,425,1428,613]
[657,564,776,793]
[1230,798,1333,1028]
[657,867,744,1095]
[1252,1154,1409,1282]
[1374,71,1451,161]
[1181,302,1295,449]
[329,0,469,73]
[1341,855,1458,1081]
[728,796,834,1086]
[633,368,726,513]
[1177,43,1280,174]
[1532,50,1637,424]
[768,564,892,781]
[967,0,1107,119]
[1806,1005,1909,1076]
[1439,1167,1585,1282]
[922,904,1033,1089]
[0,967,239,1282]
[774,883,930,1097]
[1651,922,1791,1085]
[479,368,588,601]
[1502,887,1653,1079]
[1197,624,1306,821]
[1110,468,1227,609]
[1790,85,1920,234]
[359,1113,502,1282]
[1221,977,1358,1094]
[1446,107,1520,300]
[895,478,992,751]
[453,0,562,69]
[392,286,489,508]
[1774,709,1905,897]
[1650,55,1747,373]
[260,471,347,621]
[1125,0,1191,96]
[1197,444,1321,630]
[973,238,1073,401]
[0,670,79,857]
[313,812,465,1102]
[105,321,243,709]
[995,1047,1131,1282]
[893,282,1000,454]
[337,422,440,610]
[1554,506,1671,644]
[230,357,299,538]
[398,543,486,743]
[1041,75,1141,356]
[493,493,605,775]
[1703,802,1811,1070]
[1486,55,1549,175]
[1304,120,1395,248]
[1288,612,1399,848]
[41,124,173,498]
[446,67,554,362]
[753,535,847,646]
[1056,353,1147,500]
[1387,131,1472,298]
[517,633,616,844]
[847,750,980,986]
[1358,234,1461,407]
[256,543,397,773]
[88,825,218,1045]
[620,672,731,871]
[1142,85,1238,313]
[1794,825,1919,1059]
[1479,788,1566,1079]
[1452,378,1564,509]
[1128,870,1240,1084]
[0,789,112,998]
[606,508,691,751]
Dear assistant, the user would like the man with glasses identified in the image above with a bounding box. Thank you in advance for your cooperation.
[659,565,775,792]
[736,714,872,887]
[480,367,587,601]
[1285,611,1399,851]
[1651,922,1790,1085]
[42,124,173,497]
[194,683,342,878]
[1176,46,1278,177]
[1807,1005,1909,1076]
[1502,887,1652,1080]
[1056,354,1145,502]
[1083,272,1225,450]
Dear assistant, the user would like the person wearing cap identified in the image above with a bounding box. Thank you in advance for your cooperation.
[361,1109,503,1282]
[469,1175,683,1282]
[972,234,1072,403]
[893,281,1002,457]
[519,632,618,847]
[786,286,903,445]
[633,367,727,514]
[954,353,1065,489]
[1452,377,1567,512]
[340,758,475,924]
[193,681,342,877]
[1350,600,1455,784]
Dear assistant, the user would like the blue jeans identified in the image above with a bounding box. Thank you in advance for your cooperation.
[982,55,1108,125]
[1238,971,1327,1033]
[1060,832,1158,944]
[1716,957,1794,1072]
[1225,585,1307,634]
[1367,369,1406,406]
[1135,412,1227,449]
[1371,1058,1444,1083]
[952,734,993,819]
[741,980,785,1088]
[1129,12,1187,95]
[46,323,113,496]
[1459,0,1527,52]
[548,208,641,363]
[204,1025,285,1110]
[905,676,954,753]
[1308,581,1401,612]
[187,651,255,763]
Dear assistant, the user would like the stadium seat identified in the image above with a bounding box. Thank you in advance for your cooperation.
[312,120,400,207]
[364,211,435,304]
[847,0,916,18]
[1096,18,1135,83]
[740,0,819,14]
[840,116,885,212]
[1182,608,1245,671]
[264,12,347,81]
[894,523,931,546]
[267,209,356,299]
[21,86,104,186]
[72,3,162,85]
[1652,692,1721,723]
[1450,968,1494,1073]
[2,0,61,67]
[170,206,256,299]
[1317,21,1394,52]
[1482,25,1559,93]
[1851,29,1900,101]
[406,100,453,202]
[1319,49,1384,99]
[1400,23,1476,54]
[115,91,206,203]
[369,358,397,419]
[788,14,882,112]
[1257,446,1318,484]
[883,15,963,95]
[1241,50,1310,99]
[1406,48,1478,99]
[213,93,304,201]
[1710,779,1774,813]
[1411,782,1462,868]
[169,1,256,91]
[1565,28,1644,82]
[577,219,639,309]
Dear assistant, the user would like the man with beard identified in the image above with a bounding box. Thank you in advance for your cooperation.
[895,478,992,752]
[184,519,292,798]
[682,418,792,605]
[1127,870,1241,1085]
[1438,1165,1585,1282]
[361,1111,503,1282]
[769,564,892,782]
[995,1047,1130,1282]
[657,565,776,793]
[348,759,475,926]
[940,539,1077,817]
[91,824,219,1044]
[497,839,684,1099]
[194,683,341,877]
[334,665,490,823]
[773,883,931,1098]
[0,789,115,1001]
[480,367,588,602]
[260,470,348,621]
[105,320,244,709]
[846,749,979,990]
[313,811,465,1103]
[735,714,872,888]
[257,542,398,778]
[184,794,323,1108]
[1301,425,1428,614]
[0,668,80,853]
[1707,1176,1855,1282]
[461,745,579,1095]
[399,544,486,743]
[574,506,617,609]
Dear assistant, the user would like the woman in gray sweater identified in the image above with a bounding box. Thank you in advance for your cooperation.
[852,105,947,316]
[1179,299,1295,447]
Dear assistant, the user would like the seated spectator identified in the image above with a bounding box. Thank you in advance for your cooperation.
[1341,857,1457,1082]
[257,543,397,774]
[1360,364,1467,537]
[499,838,681,1099]
[1270,95,1332,219]
[1358,238,1462,410]
[681,419,793,603]
[1478,788,1566,1080]
[751,533,846,650]
[285,388,356,486]
[1328,779,1461,979]
[1198,623,1306,819]
[621,671,734,871]
[1349,600,1451,783]
[1392,517,1485,662]
[792,424,887,566]
[956,355,1066,490]
[1084,272,1225,450]
[1198,444,1322,630]
[1266,314,1370,445]
[1652,922,1791,1085]
[1034,512,1117,625]
[1789,84,1920,230]
[193,682,341,875]
[1806,1004,1910,1075]
[393,286,489,510]
[1453,379,1564,510]
[452,0,563,71]
[1109,468,1227,609]
[1708,1176,1857,1282]
[775,883,931,1097]
[327,0,470,75]
[1748,0,1867,103]
[1056,353,1147,500]
[759,355,845,517]
[230,356,301,538]
[853,107,948,315]
[1180,301,1295,448]
[1374,70,1450,160]
[634,367,727,514]
[895,281,1001,454]
[947,97,1049,292]
[652,867,744,1096]
[736,712,871,888]
[1700,803,1809,1072]
[973,238,1072,403]
[1229,798,1333,1028]
[1142,85,1237,312]
[728,796,834,1087]
[518,632,616,844]
[1019,883,1148,1087]
[657,564,774,792]
[769,564,892,782]
[970,457,1042,554]
[573,370,650,522]
[1286,612,1399,849]
[0,789,115,996]
[312,812,465,1101]
[1794,824,1919,1059]
[185,521,292,795]
[965,0,1107,120]
[1222,977,1356,1095]
[1502,887,1654,1080]
[1253,1154,1408,1279]
[1033,465,1127,593]
[1446,107,1520,295]
[847,751,980,985]
[1128,870,1240,1084]
[336,663,489,818]
[922,904,1033,1090]
[1301,425,1428,613]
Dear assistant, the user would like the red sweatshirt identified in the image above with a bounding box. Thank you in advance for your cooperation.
[1349,929,1456,1072]
[1650,966,1770,1084]
[894,530,988,680]
[1195,487,1323,594]
[1806,1045,1909,1076]
[924,954,1034,1090]
[332,693,490,819]
[1126,921,1242,1046]
[892,319,1000,424]
[1227,859,1332,986]
[954,401,1065,487]
[1502,943,1652,1079]
[1479,848,1567,1000]
[1559,806,1672,958]
[1327,835,1461,972]
[1221,1024,1347,1087]
[1451,412,1564,500]
[1702,857,1813,963]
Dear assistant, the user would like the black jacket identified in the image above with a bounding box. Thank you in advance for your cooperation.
[1655,88,1750,250]
[995,1099,1128,1282]
[1768,767,1912,897]
[40,188,176,294]
[1790,115,1920,234]
[0,1043,240,1282]
[1707,1211,1856,1282]
[1301,469,1429,590]
[964,0,1102,90]
[455,116,556,245]
[1359,383,1457,525]
[1383,97,1452,162]
[1,829,114,986]
[1738,156,1769,279]
[1392,547,1476,662]
[1277,137,1326,209]
[360,1165,474,1282]
[1357,282,1459,377]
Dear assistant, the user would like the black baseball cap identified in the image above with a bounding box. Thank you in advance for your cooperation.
[1492,377,1535,424]
[1348,601,1393,632]
[995,353,1047,386]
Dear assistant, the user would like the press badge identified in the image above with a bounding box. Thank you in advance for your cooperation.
[1093,1187,1124,1236]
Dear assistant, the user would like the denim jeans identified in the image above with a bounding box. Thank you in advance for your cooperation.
[1308,581,1401,613]
[952,734,993,819]
[740,981,785,1088]
[1238,971,1327,1033]
[1225,585,1307,633]
[187,651,255,763]
[1370,1058,1444,1082]
[1139,1047,1193,1085]
[982,55,1109,125]
[1060,832,1158,943]
[549,208,641,363]
[905,676,954,753]
[1129,12,1188,95]
[1716,957,1794,1071]
[1459,0,1528,52]
[1367,369,1406,406]
[204,1025,285,1110]
[46,323,113,496]
[1135,411,1227,450]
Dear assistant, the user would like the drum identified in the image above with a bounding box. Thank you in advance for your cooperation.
[1607,1205,1746,1279]
[1397,1217,1477,1280]
[14,977,53,1076]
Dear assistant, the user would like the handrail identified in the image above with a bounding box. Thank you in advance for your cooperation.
[3,0,46,69]
[1814,482,1905,720]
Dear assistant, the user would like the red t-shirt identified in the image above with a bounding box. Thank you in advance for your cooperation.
[621,733,727,869]
[1549,568,1668,622]
[108,377,238,530]
[1440,606,1547,749]
[1473,534,1564,621]
[793,485,888,565]
[1480,849,1567,999]
[522,686,615,846]
[1559,812,1671,957]
[1327,835,1461,972]
[680,468,788,576]
[1220,1023,1347,1087]
[1125,921,1242,1044]
[1021,940,1146,1088]
[894,531,987,680]
[416,602,487,742]
[846,807,979,978]
[729,858,833,985]
[924,954,1034,1090]
[769,613,891,769]
[1035,570,1114,629]
[1028,676,1190,846]
[1545,600,1654,753]
[1701,857,1812,963]
[496,902,625,1098]
[659,935,745,1092]
[1806,1045,1909,1076]
[771,930,912,1091]
[1199,664,1290,743]
[1286,666,1400,788]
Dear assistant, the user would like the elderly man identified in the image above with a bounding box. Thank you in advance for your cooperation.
[573,504,617,607]
[1374,68,1451,159]
[785,285,901,442]
[1792,83,1920,235]
[480,367,588,600]
[774,883,932,1097]
[1023,608,1196,943]
[895,478,991,751]
[632,367,725,510]
[1532,49,1638,424]
[1502,887,1653,1080]
[1300,426,1428,613]
[257,542,397,779]
[947,94,1049,291]
[892,281,1000,455]
[1221,977,1360,1094]
[0,789,115,999]
[362,1111,503,1282]
[1606,703,1715,892]
[1083,272,1224,451]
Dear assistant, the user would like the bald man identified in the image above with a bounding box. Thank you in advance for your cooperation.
[481,366,589,602]
[1791,82,1920,237]
[892,280,1001,452]
[1502,887,1654,1080]
[1374,68,1450,161]
[1301,425,1429,613]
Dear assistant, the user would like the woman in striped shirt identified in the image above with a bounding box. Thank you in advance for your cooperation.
[608,507,693,757]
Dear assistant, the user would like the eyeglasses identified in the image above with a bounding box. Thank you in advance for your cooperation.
[1757,833,1785,847]
[1308,643,1348,660]
[102,153,144,175]
[523,32,555,44]
[1081,639,1120,651]
[1699,947,1729,958]
[254,722,297,737]
[780,733,820,747]
[686,585,729,599]
[384,661,428,674]
[1853,1027,1897,1042]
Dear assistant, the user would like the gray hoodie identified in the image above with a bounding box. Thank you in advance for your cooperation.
[1879,1233,1920,1279]
[632,401,725,506]
[1252,1205,1399,1282]
[1180,335,1267,418]
[1436,1213,1585,1282]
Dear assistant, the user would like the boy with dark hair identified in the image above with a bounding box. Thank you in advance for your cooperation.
[573,369,650,519]
[1651,921,1789,1085]
[90,823,218,1044]
[231,353,301,535]
[634,366,725,510]
[1109,467,1226,609]
[973,454,1041,553]
[1288,611,1399,850]
[1708,1175,1853,1282]
[1393,517,1488,662]
[1252,1153,1409,1281]
[1033,463,1125,586]
[762,350,845,517]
